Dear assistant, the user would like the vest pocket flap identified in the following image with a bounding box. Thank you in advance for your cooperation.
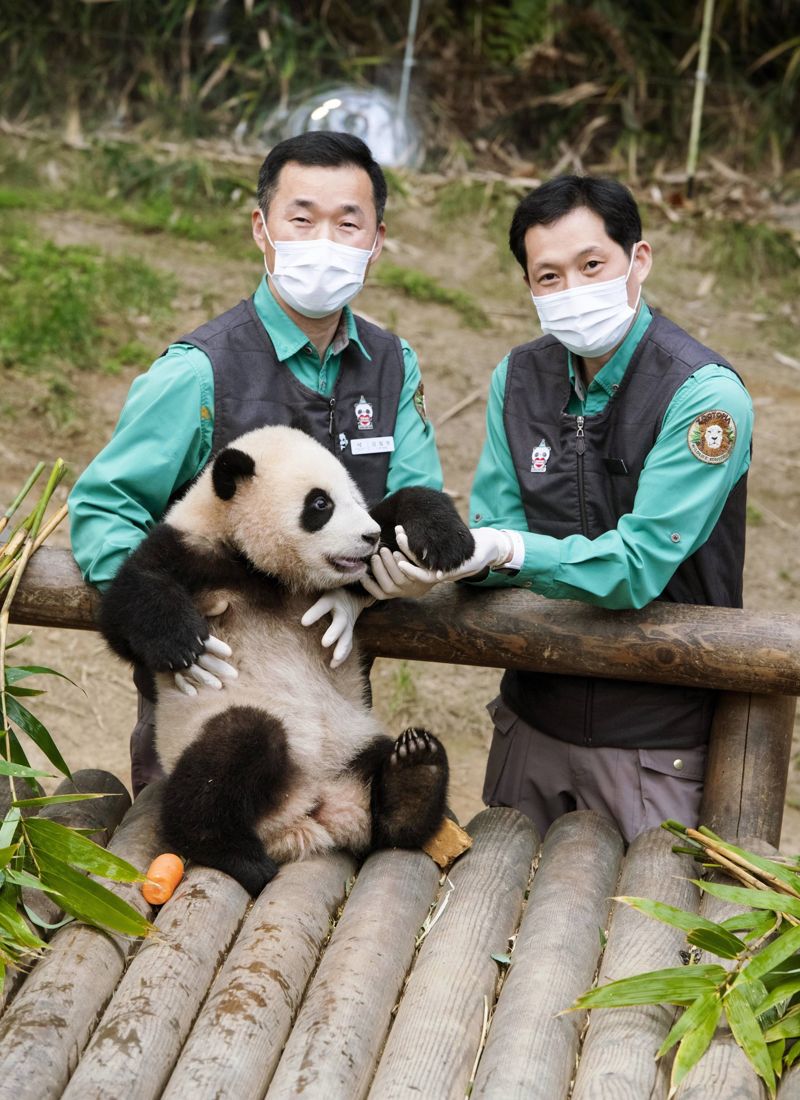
[638,747,706,782]
[486,696,519,736]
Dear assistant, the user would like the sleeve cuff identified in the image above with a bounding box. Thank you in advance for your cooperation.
[490,529,525,576]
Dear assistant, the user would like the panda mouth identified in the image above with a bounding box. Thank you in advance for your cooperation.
[328,555,369,575]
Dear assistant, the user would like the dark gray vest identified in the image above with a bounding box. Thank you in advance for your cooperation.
[500,312,748,749]
[178,297,406,507]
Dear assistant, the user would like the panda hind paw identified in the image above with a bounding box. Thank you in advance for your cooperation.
[390,727,443,768]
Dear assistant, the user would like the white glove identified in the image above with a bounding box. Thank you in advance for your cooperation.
[301,589,372,669]
[361,542,440,601]
[395,526,514,584]
[174,635,238,696]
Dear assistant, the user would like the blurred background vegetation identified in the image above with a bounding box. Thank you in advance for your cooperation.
[1,0,799,182]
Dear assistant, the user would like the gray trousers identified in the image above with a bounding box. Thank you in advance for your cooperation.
[483,696,706,844]
[130,693,165,798]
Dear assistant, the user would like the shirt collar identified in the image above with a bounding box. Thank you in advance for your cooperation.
[253,277,371,362]
[568,301,653,397]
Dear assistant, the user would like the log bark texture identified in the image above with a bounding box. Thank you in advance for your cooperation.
[11,548,800,695]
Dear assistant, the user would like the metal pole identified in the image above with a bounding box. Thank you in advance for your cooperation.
[686,0,716,198]
[397,0,421,126]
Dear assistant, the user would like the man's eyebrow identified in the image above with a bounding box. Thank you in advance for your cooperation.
[285,198,365,216]
[531,244,608,272]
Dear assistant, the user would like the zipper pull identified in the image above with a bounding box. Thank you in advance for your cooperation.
[576,415,586,455]
[328,397,336,436]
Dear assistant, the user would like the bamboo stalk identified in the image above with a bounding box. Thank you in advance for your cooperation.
[685,0,716,198]
[0,463,44,537]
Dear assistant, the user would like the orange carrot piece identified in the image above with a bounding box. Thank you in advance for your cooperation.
[142,853,185,905]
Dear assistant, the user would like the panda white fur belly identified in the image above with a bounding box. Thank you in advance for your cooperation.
[99,424,474,895]
[154,587,383,863]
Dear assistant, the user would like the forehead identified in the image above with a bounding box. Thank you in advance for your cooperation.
[524,206,621,268]
[272,161,376,216]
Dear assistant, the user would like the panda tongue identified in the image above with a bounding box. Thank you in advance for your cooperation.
[332,556,364,574]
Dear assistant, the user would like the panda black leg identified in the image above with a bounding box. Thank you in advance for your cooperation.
[160,706,295,897]
[370,727,449,849]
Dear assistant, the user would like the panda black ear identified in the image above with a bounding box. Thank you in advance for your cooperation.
[212,448,255,501]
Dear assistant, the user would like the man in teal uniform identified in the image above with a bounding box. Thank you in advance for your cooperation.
[398,174,753,842]
[69,131,441,794]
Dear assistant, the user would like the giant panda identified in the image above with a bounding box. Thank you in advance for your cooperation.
[99,425,474,896]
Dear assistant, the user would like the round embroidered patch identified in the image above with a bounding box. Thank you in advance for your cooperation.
[687,409,736,464]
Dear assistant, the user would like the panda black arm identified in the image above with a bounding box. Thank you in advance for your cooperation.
[98,524,212,672]
[369,487,475,573]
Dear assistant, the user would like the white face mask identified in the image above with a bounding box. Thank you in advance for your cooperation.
[261,214,376,319]
[531,245,641,358]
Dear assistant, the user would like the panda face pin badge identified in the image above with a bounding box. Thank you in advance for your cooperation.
[354,395,374,431]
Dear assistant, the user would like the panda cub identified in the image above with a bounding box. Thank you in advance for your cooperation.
[99,425,474,896]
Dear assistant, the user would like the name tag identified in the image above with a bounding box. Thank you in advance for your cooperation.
[350,436,395,455]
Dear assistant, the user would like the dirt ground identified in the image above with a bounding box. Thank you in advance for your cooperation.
[3,180,800,848]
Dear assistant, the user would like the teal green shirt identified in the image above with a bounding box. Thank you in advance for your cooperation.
[69,278,443,588]
[470,304,754,609]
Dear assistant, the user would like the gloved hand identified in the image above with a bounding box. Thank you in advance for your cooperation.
[301,589,373,669]
[174,635,238,696]
[395,526,514,584]
[361,541,440,601]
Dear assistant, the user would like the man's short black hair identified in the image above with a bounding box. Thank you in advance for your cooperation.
[257,131,388,224]
[509,175,642,272]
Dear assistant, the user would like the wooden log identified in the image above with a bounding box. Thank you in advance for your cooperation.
[367,807,539,1100]
[10,548,800,695]
[471,811,624,1100]
[9,545,100,630]
[265,846,442,1100]
[571,828,701,1100]
[0,782,163,1100]
[162,850,357,1100]
[61,864,250,1100]
[675,837,774,1100]
[702,693,797,847]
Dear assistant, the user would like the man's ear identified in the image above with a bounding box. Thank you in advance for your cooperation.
[212,448,255,501]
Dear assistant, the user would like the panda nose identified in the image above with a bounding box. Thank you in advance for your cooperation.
[362,530,380,551]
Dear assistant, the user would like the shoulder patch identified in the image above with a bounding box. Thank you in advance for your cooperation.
[413,380,428,425]
[687,409,736,464]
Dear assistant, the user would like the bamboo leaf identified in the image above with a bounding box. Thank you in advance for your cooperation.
[6,686,45,698]
[739,924,800,984]
[786,1039,800,1068]
[721,909,779,942]
[695,830,800,897]
[4,868,60,893]
[725,985,776,1093]
[0,760,52,779]
[0,845,19,869]
[669,995,724,1096]
[0,897,46,952]
[757,978,800,1017]
[4,696,71,778]
[764,1004,800,1042]
[0,808,21,848]
[696,879,800,920]
[769,1038,785,1078]
[657,989,720,1058]
[570,965,727,1011]
[686,926,745,960]
[36,852,152,938]
[4,665,76,686]
[12,793,110,809]
[24,818,145,882]
[618,896,744,957]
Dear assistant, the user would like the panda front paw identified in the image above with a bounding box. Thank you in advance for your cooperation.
[375,487,474,573]
[133,613,209,673]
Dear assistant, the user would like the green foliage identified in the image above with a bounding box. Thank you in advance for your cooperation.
[1,1,798,171]
[699,220,800,287]
[0,469,154,986]
[570,822,800,1096]
[374,262,489,329]
[0,214,175,388]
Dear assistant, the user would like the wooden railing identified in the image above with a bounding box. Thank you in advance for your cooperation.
[11,546,800,846]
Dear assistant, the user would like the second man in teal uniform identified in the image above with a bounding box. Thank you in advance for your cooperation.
[399,174,753,842]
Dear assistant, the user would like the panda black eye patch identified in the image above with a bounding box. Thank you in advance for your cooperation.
[301,488,334,532]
